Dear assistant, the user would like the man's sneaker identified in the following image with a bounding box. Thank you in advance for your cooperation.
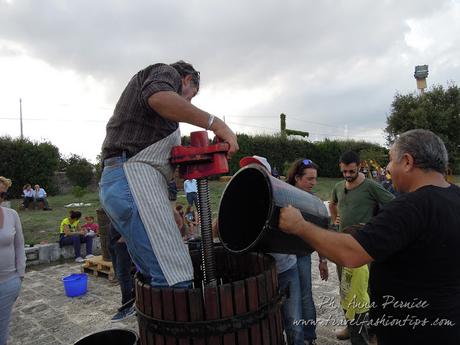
[335,326,350,340]
[75,257,85,263]
[111,305,136,322]
[85,254,94,259]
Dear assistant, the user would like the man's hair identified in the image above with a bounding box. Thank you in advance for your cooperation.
[339,151,360,165]
[69,210,82,220]
[393,129,448,174]
[287,159,319,186]
[170,60,200,90]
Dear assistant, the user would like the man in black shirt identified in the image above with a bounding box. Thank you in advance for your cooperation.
[278,129,460,345]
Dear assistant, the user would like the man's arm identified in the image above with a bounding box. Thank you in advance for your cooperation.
[328,202,339,225]
[148,91,238,157]
[279,205,373,267]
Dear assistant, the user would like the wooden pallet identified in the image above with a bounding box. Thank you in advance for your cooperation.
[81,255,115,281]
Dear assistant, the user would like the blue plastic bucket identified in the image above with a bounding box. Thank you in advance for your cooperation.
[63,273,88,297]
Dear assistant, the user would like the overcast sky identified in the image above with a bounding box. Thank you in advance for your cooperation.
[1,0,459,162]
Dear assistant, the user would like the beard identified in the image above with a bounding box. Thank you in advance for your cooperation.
[345,173,358,182]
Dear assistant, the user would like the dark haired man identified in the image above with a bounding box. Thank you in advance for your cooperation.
[100,61,238,288]
[329,150,393,342]
[279,129,460,345]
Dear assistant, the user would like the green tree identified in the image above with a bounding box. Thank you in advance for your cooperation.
[385,84,460,173]
[0,136,60,197]
[72,185,87,203]
[65,154,94,188]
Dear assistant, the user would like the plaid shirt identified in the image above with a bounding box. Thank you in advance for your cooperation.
[101,63,183,160]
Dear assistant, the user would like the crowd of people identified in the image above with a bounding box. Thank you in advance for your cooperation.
[1,58,459,345]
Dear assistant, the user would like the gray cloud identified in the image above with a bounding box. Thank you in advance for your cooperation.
[0,0,459,148]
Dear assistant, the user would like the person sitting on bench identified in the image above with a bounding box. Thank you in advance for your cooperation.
[59,210,94,263]
[22,184,34,209]
[33,184,52,210]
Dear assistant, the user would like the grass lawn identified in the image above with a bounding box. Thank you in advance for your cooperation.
[9,176,459,245]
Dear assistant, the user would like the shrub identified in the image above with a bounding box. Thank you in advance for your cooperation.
[65,154,94,189]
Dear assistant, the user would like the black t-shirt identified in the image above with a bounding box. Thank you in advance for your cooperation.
[352,184,460,344]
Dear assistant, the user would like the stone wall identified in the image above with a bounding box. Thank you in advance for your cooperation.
[53,172,98,195]
[25,237,102,266]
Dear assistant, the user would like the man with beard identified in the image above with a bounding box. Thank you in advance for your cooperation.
[329,150,394,342]
[329,151,394,235]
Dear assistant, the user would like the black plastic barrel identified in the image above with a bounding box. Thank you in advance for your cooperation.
[218,164,330,255]
[74,328,139,345]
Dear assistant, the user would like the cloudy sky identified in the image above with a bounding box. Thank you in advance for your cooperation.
[1,0,459,162]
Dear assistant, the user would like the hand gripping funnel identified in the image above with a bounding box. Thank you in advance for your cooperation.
[218,164,330,255]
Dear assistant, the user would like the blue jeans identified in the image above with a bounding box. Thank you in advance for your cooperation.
[297,255,317,342]
[99,157,190,288]
[59,234,93,258]
[278,265,304,345]
[186,192,198,208]
[0,276,21,345]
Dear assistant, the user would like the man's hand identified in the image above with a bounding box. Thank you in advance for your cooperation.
[278,205,305,236]
[211,118,239,159]
[319,261,328,281]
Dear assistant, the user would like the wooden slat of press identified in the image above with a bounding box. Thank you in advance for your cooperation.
[204,285,221,345]
[233,280,249,345]
[221,254,231,283]
[136,280,148,345]
[143,284,155,345]
[188,289,205,345]
[265,271,278,345]
[271,268,284,345]
[257,273,270,345]
[174,289,190,345]
[245,277,261,345]
[227,254,239,282]
[219,283,235,345]
[162,288,176,345]
[236,254,248,279]
[257,253,265,274]
[152,288,165,345]
[190,251,203,287]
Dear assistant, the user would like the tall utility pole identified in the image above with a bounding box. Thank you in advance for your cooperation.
[19,98,23,139]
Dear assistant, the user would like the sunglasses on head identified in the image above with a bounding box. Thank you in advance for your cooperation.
[301,159,313,166]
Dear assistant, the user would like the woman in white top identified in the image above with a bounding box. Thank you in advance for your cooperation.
[0,176,25,345]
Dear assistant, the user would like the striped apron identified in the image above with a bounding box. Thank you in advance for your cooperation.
[123,128,193,285]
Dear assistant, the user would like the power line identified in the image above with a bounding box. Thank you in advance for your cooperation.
[0,116,106,123]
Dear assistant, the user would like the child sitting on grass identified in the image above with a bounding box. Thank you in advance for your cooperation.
[81,215,99,237]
